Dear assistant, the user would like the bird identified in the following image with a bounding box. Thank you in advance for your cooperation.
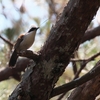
[9,26,39,67]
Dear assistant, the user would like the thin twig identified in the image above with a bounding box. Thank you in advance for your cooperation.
[71,52,100,63]
[71,52,100,79]
[0,35,13,47]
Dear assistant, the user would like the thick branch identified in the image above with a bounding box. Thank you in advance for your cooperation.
[0,58,30,81]
[0,50,39,82]
[68,64,100,100]
[82,25,100,43]
[51,60,100,97]
[56,52,100,99]
[18,50,39,62]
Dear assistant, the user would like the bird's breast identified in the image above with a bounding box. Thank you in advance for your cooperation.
[18,32,36,50]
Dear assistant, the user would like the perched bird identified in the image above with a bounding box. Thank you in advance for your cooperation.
[9,26,39,67]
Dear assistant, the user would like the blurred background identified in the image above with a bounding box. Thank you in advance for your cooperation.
[0,0,100,100]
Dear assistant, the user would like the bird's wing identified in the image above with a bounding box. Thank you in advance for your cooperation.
[14,34,24,50]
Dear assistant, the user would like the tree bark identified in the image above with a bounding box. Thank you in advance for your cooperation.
[8,0,100,100]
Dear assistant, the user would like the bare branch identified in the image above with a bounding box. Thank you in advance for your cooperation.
[0,35,13,47]
[70,52,100,79]
[18,50,39,61]
[71,52,100,62]
[0,58,30,81]
[82,25,100,43]
[56,51,100,99]
[51,60,100,97]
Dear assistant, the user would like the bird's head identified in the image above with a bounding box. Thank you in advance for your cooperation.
[28,26,39,33]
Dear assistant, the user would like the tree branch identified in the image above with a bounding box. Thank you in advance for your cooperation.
[51,60,100,97]
[0,50,39,82]
[0,35,13,47]
[68,64,100,100]
[18,50,39,62]
[82,25,100,43]
[71,52,100,79]
[71,51,100,64]
[0,58,30,81]
[57,52,100,99]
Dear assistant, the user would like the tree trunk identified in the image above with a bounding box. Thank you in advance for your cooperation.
[8,0,100,100]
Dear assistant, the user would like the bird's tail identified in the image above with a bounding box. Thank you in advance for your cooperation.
[9,50,18,67]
